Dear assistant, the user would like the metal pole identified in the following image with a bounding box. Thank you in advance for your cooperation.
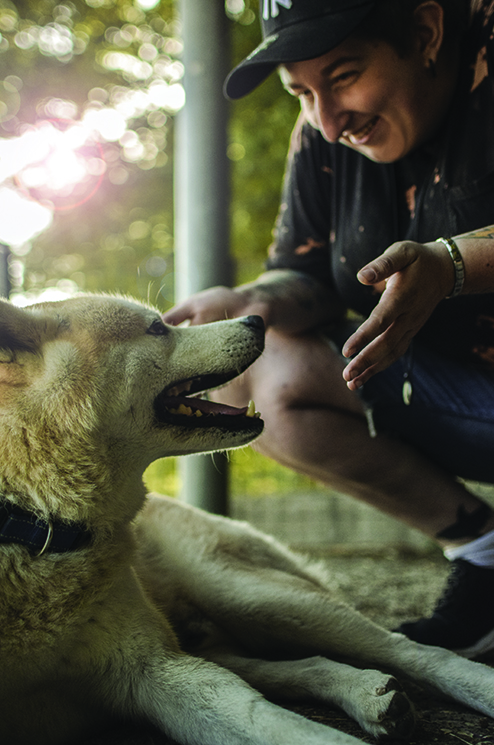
[0,244,10,298]
[174,0,232,513]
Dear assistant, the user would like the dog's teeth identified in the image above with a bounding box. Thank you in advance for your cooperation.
[167,381,193,397]
[169,404,194,416]
[246,400,259,418]
[195,410,203,417]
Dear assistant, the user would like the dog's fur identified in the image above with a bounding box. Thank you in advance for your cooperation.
[1,294,493,745]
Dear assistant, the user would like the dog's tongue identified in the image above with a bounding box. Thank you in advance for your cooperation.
[162,395,248,416]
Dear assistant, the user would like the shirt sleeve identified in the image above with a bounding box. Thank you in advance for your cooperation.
[265,113,335,288]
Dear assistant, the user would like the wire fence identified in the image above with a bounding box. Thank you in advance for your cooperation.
[230,482,494,553]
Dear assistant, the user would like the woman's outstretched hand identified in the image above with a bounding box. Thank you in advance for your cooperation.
[342,241,454,390]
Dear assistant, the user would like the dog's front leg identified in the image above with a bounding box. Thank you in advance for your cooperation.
[129,653,365,745]
[214,575,494,722]
[201,651,416,740]
[370,633,494,719]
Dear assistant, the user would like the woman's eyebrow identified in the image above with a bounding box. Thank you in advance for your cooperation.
[319,56,362,78]
[282,55,362,91]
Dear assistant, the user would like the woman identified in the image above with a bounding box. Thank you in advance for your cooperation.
[164,0,494,657]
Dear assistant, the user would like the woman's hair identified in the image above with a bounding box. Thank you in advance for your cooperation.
[353,0,471,55]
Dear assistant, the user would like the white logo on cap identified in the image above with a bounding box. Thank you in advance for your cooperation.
[263,0,293,21]
[246,33,279,60]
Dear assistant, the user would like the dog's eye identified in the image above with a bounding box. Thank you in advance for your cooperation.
[147,319,168,336]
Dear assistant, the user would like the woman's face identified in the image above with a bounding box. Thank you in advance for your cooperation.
[279,35,454,163]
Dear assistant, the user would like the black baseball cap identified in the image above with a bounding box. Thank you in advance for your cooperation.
[224,0,376,100]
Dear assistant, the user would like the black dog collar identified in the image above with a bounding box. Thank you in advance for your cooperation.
[0,502,92,557]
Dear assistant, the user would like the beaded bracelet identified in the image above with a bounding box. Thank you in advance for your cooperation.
[436,237,465,298]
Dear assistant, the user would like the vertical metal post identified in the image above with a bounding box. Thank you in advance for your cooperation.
[0,244,10,298]
[174,0,232,513]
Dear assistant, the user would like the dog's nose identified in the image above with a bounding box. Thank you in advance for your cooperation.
[241,315,264,332]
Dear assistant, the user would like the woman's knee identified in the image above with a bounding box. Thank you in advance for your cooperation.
[211,328,362,416]
[248,329,364,417]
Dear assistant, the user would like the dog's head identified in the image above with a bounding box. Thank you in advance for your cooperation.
[0,295,264,520]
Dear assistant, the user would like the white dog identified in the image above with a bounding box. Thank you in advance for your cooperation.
[0,294,493,745]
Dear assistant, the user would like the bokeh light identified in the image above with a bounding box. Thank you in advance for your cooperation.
[7,119,105,211]
[0,0,183,308]
[0,187,52,246]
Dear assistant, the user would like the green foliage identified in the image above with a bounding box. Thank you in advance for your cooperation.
[229,446,324,496]
[227,1,299,283]
[143,454,178,495]
[1,0,179,307]
[144,445,322,499]
[0,0,298,300]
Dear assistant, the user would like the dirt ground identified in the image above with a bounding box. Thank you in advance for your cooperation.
[83,549,494,745]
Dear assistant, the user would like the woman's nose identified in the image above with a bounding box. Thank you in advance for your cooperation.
[312,93,348,143]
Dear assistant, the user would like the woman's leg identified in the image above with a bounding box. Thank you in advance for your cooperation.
[215,327,494,657]
[219,327,494,543]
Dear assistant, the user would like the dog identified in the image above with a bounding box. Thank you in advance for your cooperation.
[1,293,493,745]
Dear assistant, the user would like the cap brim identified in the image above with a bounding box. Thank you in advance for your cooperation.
[224,4,374,100]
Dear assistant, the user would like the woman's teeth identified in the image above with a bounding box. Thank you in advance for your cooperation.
[343,116,379,144]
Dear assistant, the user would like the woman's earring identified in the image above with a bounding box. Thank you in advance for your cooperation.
[428,58,437,78]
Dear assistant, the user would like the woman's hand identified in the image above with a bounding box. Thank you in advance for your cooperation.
[163,269,344,333]
[342,240,454,390]
[162,285,259,327]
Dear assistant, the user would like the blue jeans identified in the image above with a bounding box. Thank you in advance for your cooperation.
[359,343,494,482]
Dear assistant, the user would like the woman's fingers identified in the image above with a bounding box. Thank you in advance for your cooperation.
[342,241,453,387]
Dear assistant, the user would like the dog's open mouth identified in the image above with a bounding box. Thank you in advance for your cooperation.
[154,372,263,432]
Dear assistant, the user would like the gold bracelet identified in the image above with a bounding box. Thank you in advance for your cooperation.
[436,237,465,298]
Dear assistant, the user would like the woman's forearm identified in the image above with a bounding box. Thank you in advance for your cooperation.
[244,269,346,333]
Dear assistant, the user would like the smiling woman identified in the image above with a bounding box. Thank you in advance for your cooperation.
[277,24,458,163]
[164,0,494,662]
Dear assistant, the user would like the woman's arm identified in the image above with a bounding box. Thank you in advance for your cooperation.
[162,268,345,335]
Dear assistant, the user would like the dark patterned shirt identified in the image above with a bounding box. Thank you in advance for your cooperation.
[266,0,494,367]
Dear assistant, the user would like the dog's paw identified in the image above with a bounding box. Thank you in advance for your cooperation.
[353,672,416,740]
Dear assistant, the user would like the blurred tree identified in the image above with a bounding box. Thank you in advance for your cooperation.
[0,0,180,306]
[0,0,298,303]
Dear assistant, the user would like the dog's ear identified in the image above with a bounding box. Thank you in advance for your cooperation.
[0,300,43,355]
